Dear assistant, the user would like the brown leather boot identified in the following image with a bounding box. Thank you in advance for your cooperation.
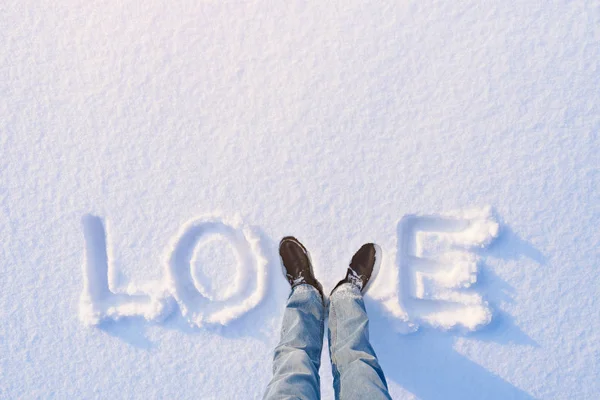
[279,236,324,300]
[332,243,381,295]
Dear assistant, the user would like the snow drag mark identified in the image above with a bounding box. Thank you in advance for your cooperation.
[381,207,499,332]
[165,215,268,327]
[79,215,173,326]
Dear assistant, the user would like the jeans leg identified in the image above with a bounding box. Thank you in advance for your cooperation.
[328,283,391,400]
[264,284,325,399]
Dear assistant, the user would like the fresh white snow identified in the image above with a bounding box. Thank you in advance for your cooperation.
[371,207,500,333]
[1,1,599,399]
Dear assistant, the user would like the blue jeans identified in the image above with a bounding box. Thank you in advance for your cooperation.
[264,283,391,400]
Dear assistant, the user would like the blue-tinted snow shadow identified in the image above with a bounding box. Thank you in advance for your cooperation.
[366,222,543,400]
[98,318,155,350]
[479,224,546,265]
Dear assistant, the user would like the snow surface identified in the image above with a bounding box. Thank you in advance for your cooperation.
[1,0,599,399]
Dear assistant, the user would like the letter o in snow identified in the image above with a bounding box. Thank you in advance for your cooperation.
[165,216,268,327]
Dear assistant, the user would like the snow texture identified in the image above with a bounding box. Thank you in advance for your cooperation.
[79,214,268,328]
[2,1,599,399]
[165,215,268,327]
[373,207,499,333]
[80,214,174,326]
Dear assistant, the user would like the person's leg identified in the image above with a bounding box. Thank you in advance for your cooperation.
[264,284,325,399]
[328,244,391,400]
[264,237,326,399]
